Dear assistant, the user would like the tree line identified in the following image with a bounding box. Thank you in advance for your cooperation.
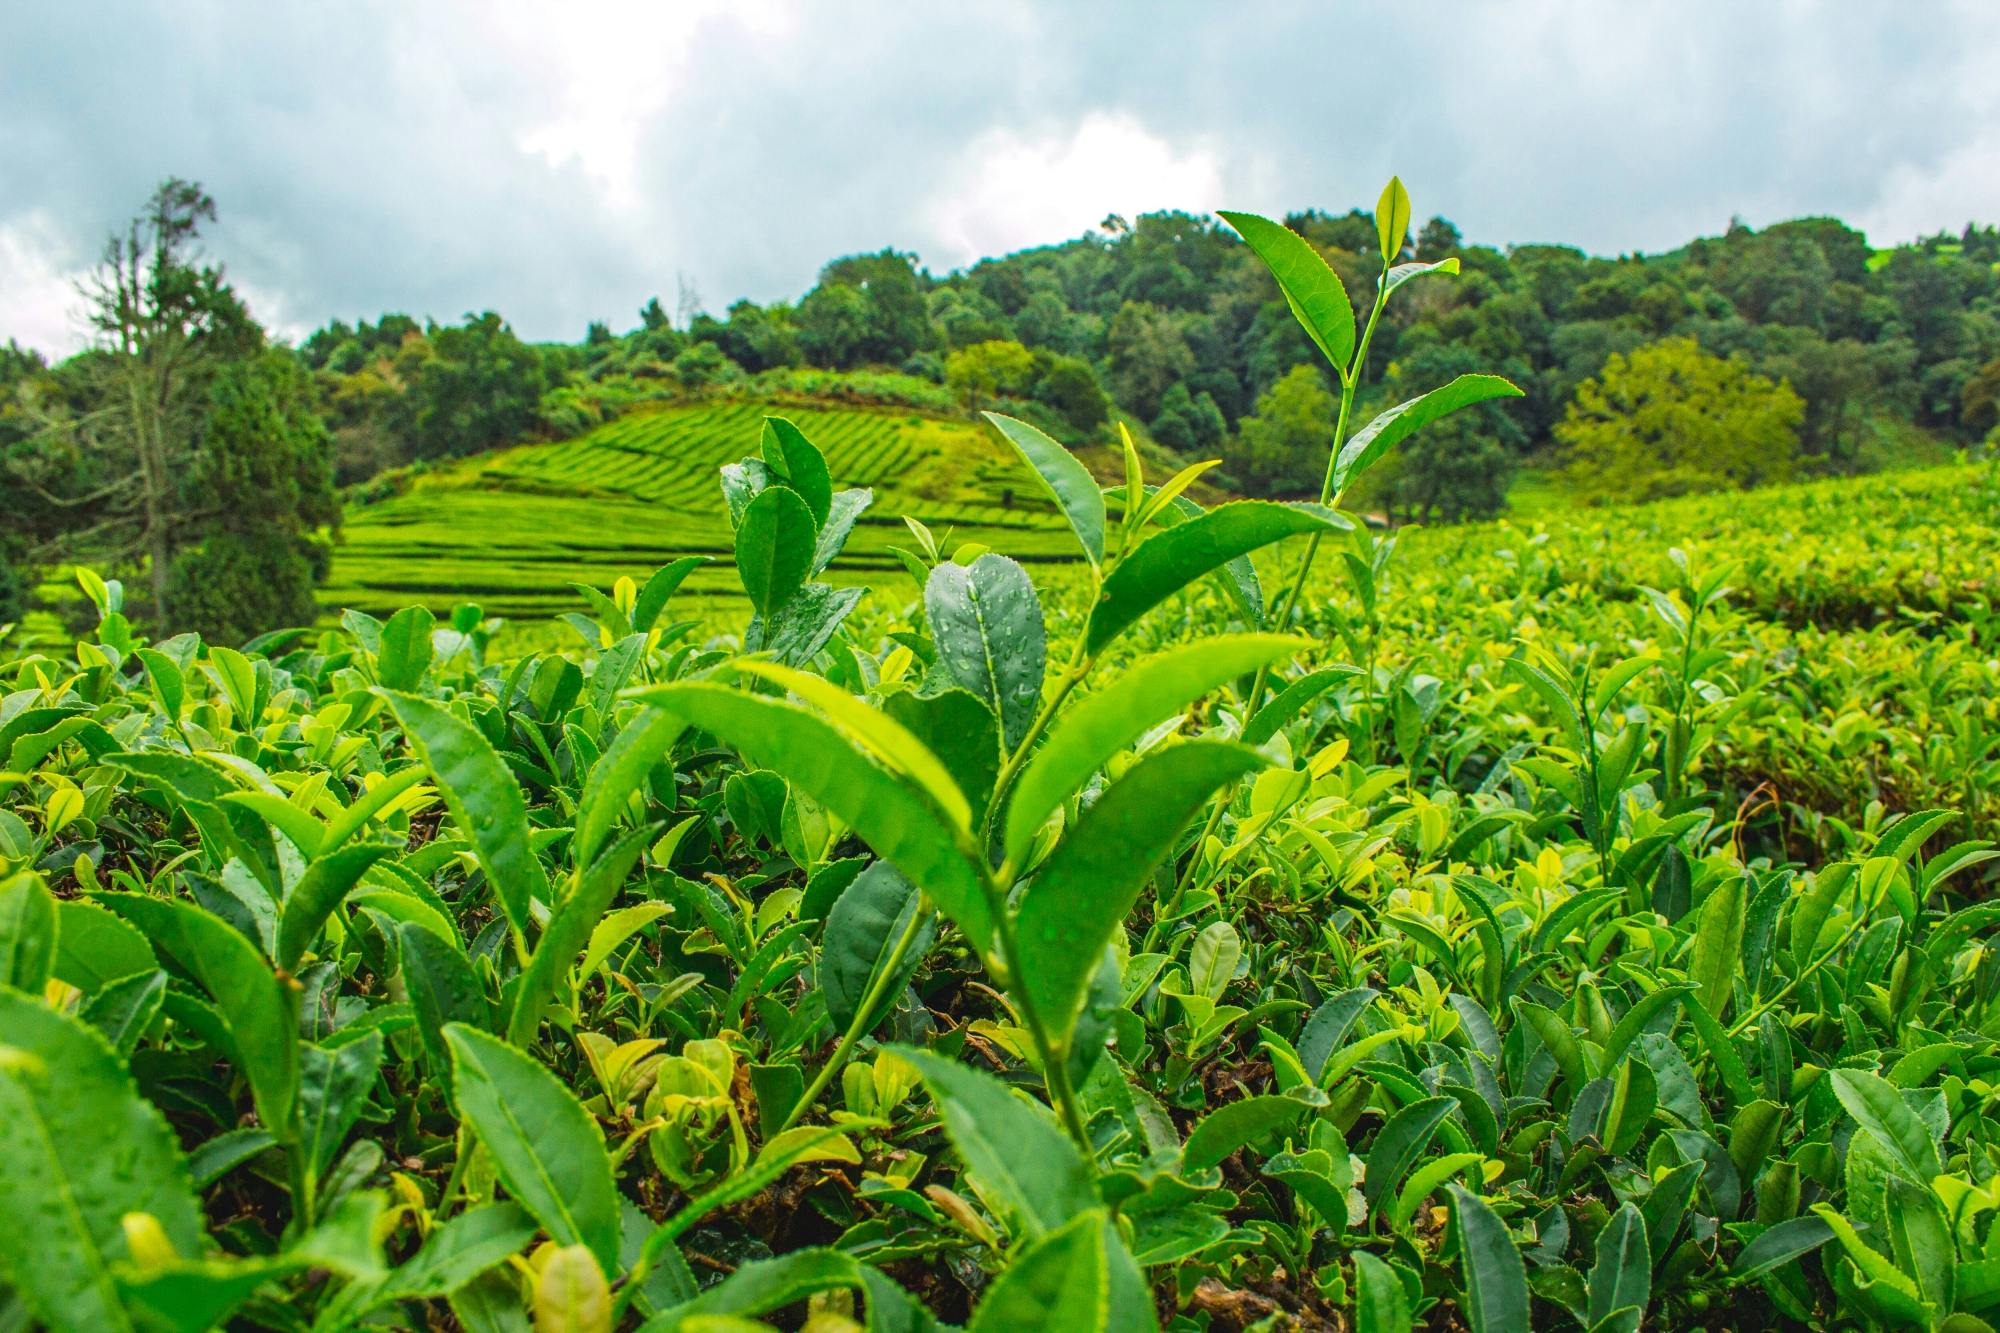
[6,178,2000,641]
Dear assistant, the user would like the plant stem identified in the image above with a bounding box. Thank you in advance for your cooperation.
[776,901,933,1134]
[977,860,1093,1152]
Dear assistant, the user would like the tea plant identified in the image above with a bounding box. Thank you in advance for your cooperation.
[2,179,1998,1333]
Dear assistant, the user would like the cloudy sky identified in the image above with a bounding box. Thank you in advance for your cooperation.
[5,2,1999,356]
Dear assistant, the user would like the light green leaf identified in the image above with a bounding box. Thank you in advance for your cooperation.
[734,486,816,619]
[576,707,684,870]
[896,1047,1095,1238]
[1354,1251,1413,1333]
[631,683,989,950]
[1218,210,1356,372]
[1089,501,1348,654]
[982,412,1106,565]
[52,900,156,994]
[735,660,972,834]
[1332,375,1523,499]
[1183,1094,1312,1174]
[1014,741,1266,1049]
[377,605,437,691]
[508,825,652,1046]
[96,892,298,1138]
[0,871,56,993]
[967,1211,1146,1333]
[534,1244,611,1333]
[0,989,204,1333]
[443,1024,620,1273]
[1375,176,1412,259]
[275,843,395,971]
[1004,634,1305,867]
[1690,877,1745,1021]
[378,690,547,938]
[760,417,833,527]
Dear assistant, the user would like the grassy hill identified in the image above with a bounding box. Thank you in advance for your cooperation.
[321,398,1096,629]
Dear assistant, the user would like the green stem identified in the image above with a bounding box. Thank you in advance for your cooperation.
[1176,268,1392,899]
[983,867,1093,1152]
[1726,913,1867,1039]
[776,902,933,1135]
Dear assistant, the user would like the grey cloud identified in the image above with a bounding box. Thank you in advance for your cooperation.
[4,1,1998,355]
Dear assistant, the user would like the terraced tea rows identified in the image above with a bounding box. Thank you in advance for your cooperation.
[321,400,1080,630]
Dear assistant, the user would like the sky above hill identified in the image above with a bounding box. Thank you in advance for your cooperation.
[5,2,1999,356]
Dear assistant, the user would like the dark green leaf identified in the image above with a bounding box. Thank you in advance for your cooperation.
[734,486,816,619]
[982,413,1106,565]
[1332,375,1523,499]
[926,554,1046,751]
[1218,211,1357,372]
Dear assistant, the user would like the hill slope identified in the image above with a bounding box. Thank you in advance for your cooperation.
[320,399,1085,626]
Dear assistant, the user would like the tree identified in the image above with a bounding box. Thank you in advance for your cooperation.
[389,313,548,460]
[1032,354,1110,435]
[1149,382,1225,452]
[71,179,260,621]
[1962,353,2000,436]
[1228,365,1335,496]
[1557,338,1804,503]
[795,282,872,369]
[944,339,1035,412]
[166,350,336,642]
[1106,301,1194,419]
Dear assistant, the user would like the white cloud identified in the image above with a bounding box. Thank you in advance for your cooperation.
[921,113,1229,265]
[501,0,798,211]
[0,213,88,356]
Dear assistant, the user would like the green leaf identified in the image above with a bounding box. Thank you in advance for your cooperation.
[1830,1068,1942,1182]
[968,1210,1152,1333]
[820,861,934,1034]
[576,707,684,870]
[53,900,156,993]
[1363,1096,1454,1213]
[0,988,204,1333]
[1242,665,1359,747]
[760,417,833,527]
[1088,502,1348,655]
[1886,1175,1954,1313]
[1353,1251,1413,1333]
[735,660,973,833]
[377,605,437,691]
[1014,741,1266,1049]
[399,921,490,1088]
[632,683,990,950]
[443,1024,620,1274]
[1514,999,1587,1100]
[1731,1214,1835,1280]
[1587,1202,1649,1333]
[982,412,1106,565]
[1332,375,1523,499]
[734,486,816,619]
[1384,257,1461,296]
[1004,634,1305,867]
[632,556,707,635]
[1813,1204,1930,1324]
[1183,1094,1313,1174]
[385,1202,537,1299]
[1449,1185,1529,1333]
[1597,983,1691,1074]
[1690,876,1746,1021]
[640,1248,867,1328]
[926,554,1046,751]
[896,1047,1095,1238]
[0,871,56,992]
[1218,210,1356,372]
[534,1244,611,1333]
[812,487,873,574]
[82,969,166,1057]
[1376,177,1412,257]
[275,843,394,971]
[378,690,546,939]
[96,892,299,1138]
[298,1030,384,1181]
[509,825,653,1046]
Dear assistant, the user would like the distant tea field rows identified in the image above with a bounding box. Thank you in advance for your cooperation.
[320,400,1080,629]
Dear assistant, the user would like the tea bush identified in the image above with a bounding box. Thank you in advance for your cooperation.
[1,180,1997,1332]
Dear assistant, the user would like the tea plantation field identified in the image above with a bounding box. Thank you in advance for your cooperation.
[320,400,1084,628]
